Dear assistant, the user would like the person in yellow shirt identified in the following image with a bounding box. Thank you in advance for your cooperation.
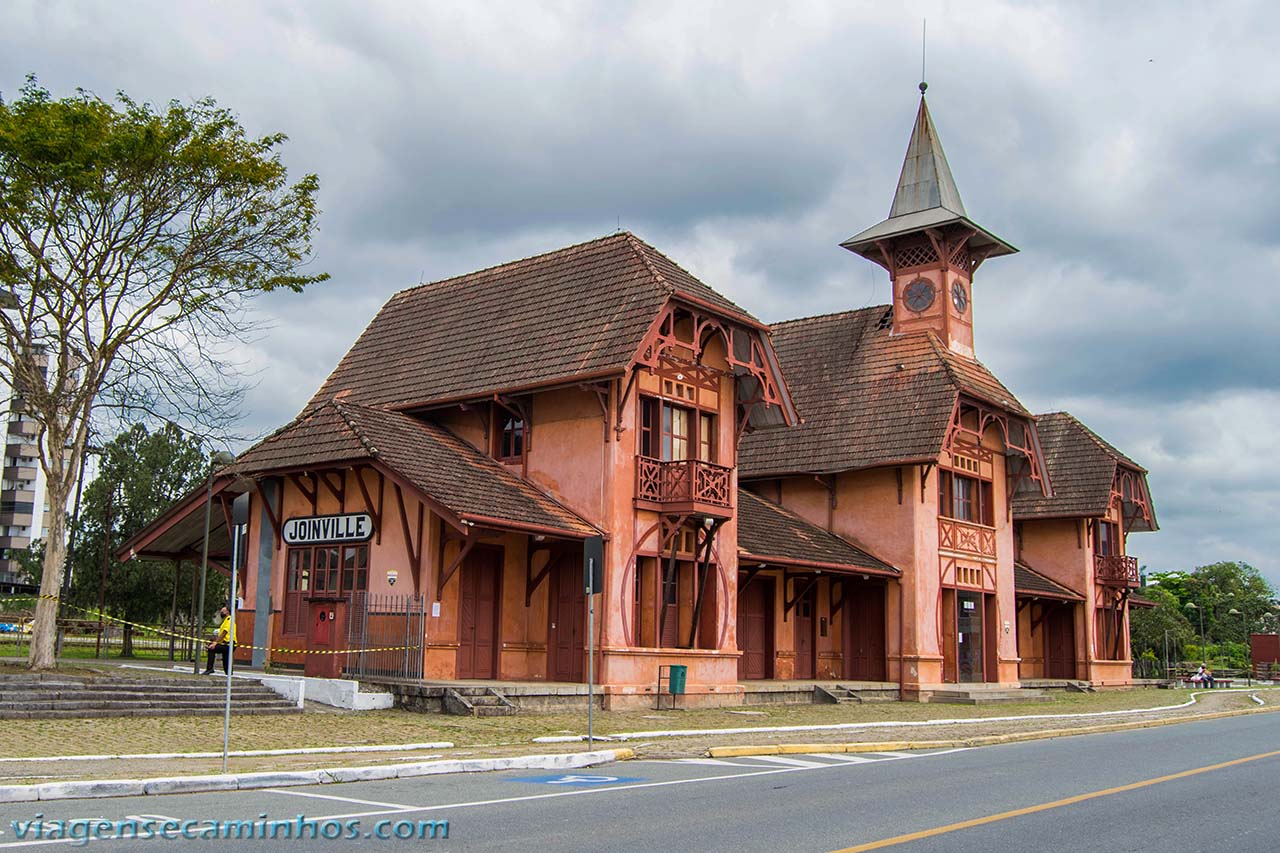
[203,605,236,675]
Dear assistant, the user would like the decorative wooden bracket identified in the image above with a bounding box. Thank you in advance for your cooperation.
[581,382,612,443]
[687,518,725,648]
[459,402,490,444]
[830,578,846,618]
[352,466,384,545]
[919,463,934,504]
[437,533,475,601]
[896,467,904,505]
[525,546,559,607]
[494,394,531,452]
[251,479,282,546]
[287,473,318,514]
[392,483,426,596]
[783,573,819,622]
[318,470,345,509]
[738,565,763,594]
[616,371,637,437]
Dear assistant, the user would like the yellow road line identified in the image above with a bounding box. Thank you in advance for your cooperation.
[829,748,1280,852]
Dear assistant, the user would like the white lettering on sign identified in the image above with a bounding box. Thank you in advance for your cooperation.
[282,513,374,545]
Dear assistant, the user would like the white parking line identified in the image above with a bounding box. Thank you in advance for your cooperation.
[807,753,878,763]
[672,758,763,767]
[746,755,834,768]
[262,788,416,810]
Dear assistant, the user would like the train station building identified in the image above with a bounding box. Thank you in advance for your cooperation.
[122,91,1157,705]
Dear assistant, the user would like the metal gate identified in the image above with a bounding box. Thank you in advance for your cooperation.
[344,592,427,680]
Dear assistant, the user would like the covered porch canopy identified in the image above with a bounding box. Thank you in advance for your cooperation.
[736,488,900,584]
[119,398,599,588]
[1014,561,1084,603]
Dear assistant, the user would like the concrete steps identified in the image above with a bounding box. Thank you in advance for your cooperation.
[443,686,518,717]
[0,674,302,719]
[926,686,1052,705]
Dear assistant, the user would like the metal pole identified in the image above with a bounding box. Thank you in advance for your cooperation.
[588,585,595,749]
[222,523,240,773]
[193,470,215,674]
[96,489,112,659]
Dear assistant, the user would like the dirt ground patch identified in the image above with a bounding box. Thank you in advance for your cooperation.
[0,685,1273,785]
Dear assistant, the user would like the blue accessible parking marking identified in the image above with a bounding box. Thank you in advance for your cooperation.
[510,773,644,786]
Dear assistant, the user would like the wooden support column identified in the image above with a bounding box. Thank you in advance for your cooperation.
[686,519,724,649]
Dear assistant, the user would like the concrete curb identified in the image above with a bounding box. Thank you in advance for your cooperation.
[706,705,1280,758]
[0,748,636,803]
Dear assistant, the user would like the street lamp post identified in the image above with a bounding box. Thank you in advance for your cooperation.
[1185,602,1204,666]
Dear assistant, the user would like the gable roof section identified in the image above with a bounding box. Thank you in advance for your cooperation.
[737,488,898,576]
[234,400,597,538]
[308,232,759,411]
[1012,411,1149,523]
[738,306,1029,477]
[1014,561,1084,601]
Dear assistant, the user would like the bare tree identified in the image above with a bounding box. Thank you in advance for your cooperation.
[0,78,327,668]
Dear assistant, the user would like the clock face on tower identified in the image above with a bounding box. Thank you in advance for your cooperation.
[951,281,969,314]
[903,279,935,313]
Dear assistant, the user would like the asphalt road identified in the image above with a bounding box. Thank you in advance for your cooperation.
[3,712,1279,852]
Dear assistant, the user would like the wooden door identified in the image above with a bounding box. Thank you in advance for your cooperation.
[843,582,887,681]
[660,562,680,647]
[1045,603,1076,679]
[794,583,816,680]
[457,547,501,679]
[737,577,773,680]
[549,556,586,682]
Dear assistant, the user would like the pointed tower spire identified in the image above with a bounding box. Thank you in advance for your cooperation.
[840,89,1018,359]
[888,95,966,220]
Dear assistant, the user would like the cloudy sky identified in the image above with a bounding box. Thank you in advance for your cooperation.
[4,1,1278,585]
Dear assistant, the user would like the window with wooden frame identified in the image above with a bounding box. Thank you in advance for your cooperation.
[281,544,369,636]
[640,394,717,464]
[1095,603,1127,661]
[938,469,995,525]
[1096,520,1119,556]
[493,403,526,463]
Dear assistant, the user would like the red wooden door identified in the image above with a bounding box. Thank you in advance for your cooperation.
[737,577,773,680]
[844,582,887,681]
[1045,603,1076,679]
[794,583,816,680]
[457,547,501,679]
[549,557,585,682]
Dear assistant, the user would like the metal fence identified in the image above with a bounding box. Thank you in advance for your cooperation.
[343,592,426,680]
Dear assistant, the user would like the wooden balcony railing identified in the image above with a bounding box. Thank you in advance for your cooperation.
[938,517,997,560]
[1095,553,1139,587]
[636,456,732,510]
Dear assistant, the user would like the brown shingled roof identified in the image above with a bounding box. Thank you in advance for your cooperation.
[1014,561,1084,601]
[308,232,758,411]
[1012,412,1153,525]
[737,488,898,575]
[235,400,597,539]
[738,306,1029,477]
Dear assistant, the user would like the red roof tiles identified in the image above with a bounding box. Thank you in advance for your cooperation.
[235,400,597,538]
[1014,561,1084,601]
[737,488,898,575]
[309,232,757,411]
[738,306,1029,477]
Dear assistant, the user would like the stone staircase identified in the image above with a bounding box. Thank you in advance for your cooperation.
[443,686,518,717]
[924,685,1052,705]
[0,673,302,719]
[815,684,901,704]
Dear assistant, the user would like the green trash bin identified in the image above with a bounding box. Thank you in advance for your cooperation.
[667,664,687,695]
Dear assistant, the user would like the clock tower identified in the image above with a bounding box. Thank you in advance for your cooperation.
[841,85,1016,359]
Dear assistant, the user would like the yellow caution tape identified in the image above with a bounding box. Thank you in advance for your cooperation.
[0,594,424,656]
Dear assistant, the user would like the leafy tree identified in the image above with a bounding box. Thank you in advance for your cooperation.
[1130,585,1194,673]
[1143,562,1277,667]
[0,78,327,668]
[66,423,220,655]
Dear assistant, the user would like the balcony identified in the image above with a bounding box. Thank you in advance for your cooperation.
[635,456,733,518]
[938,517,997,562]
[6,420,37,438]
[1095,553,1139,587]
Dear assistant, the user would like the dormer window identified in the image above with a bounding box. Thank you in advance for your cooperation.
[939,469,994,526]
[492,401,528,463]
